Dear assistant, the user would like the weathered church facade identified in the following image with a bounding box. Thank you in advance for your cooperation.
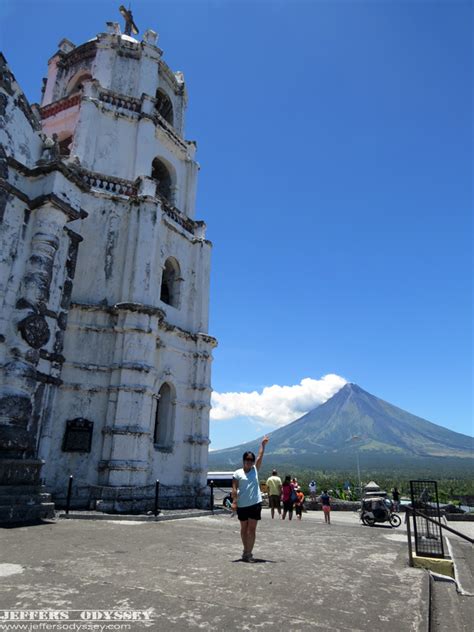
[0,17,216,522]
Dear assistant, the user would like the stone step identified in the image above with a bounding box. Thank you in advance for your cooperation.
[0,485,44,496]
[430,574,472,631]
[0,459,44,485]
[0,502,55,524]
[40,502,55,520]
[0,493,52,506]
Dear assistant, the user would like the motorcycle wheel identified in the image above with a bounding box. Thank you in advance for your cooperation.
[362,515,375,527]
[390,514,401,527]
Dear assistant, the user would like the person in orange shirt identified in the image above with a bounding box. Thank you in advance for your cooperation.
[294,488,305,520]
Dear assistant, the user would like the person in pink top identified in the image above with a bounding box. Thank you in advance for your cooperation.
[280,476,295,520]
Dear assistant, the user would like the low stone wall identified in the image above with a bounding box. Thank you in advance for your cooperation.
[305,500,361,512]
[445,513,474,522]
[263,499,362,511]
[52,483,211,513]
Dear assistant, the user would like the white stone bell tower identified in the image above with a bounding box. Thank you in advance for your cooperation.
[0,13,216,516]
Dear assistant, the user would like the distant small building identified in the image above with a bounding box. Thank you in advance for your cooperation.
[0,15,216,521]
[363,481,388,499]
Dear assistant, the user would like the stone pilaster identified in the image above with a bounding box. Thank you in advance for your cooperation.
[0,198,82,523]
[96,305,160,509]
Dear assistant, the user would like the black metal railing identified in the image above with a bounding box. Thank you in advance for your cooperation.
[154,479,160,517]
[410,480,444,558]
[405,505,474,566]
[65,474,73,515]
[208,480,214,514]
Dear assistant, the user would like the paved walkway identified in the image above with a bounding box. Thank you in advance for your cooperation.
[0,509,429,631]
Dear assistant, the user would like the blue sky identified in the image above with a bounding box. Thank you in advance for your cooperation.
[1,0,472,449]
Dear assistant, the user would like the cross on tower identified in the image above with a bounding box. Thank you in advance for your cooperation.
[119,4,139,36]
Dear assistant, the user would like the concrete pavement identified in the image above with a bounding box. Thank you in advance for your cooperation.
[0,509,430,631]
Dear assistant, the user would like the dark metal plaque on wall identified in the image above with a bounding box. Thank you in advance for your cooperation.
[62,418,93,452]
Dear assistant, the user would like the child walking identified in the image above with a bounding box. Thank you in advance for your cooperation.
[295,488,305,520]
[320,490,331,524]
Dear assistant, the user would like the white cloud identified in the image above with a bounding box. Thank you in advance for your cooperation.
[210,374,347,427]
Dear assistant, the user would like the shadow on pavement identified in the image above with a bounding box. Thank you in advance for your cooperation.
[0,519,56,530]
[232,558,277,563]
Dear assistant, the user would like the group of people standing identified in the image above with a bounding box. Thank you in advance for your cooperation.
[267,472,304,520]
[266,470,331,523]
[231,436,332,562]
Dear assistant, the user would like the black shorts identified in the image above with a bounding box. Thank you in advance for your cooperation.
[237,503,262,521]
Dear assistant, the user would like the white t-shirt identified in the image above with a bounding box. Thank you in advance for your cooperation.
[233,466,262,508]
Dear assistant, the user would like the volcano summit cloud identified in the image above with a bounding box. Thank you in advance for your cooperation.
[210,374,347,427]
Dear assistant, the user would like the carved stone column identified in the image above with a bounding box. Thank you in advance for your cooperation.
[0,198,83,523]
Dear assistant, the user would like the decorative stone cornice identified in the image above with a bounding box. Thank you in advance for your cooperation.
[150,110,188,152]
[69,301,217,348]
[6,156,90,192]
[64,226,83,243]
[98,459,149,472]
[29,193,87,220]
[61,381,154,396]
[56,40,97,70]
[102,425,151,436]
[0,179,87,221]
[35,370,62,386]
[184,466,205,474]
[158,194,196,234]
[184,434,210,446]
[0,54,42,131]
[160,321,218,348]
[158,59,185,96]
[113,302,166,319]
[40,93,80,119]
[66,360,154,374]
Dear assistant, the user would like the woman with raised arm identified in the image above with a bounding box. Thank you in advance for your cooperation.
[231,436,269,562]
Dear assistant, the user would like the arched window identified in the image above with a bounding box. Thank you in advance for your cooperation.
[151,157,172,202]
[154,382,175,447]
[160,257,181,308]
[67,72,92,96]
[58,134,73,157]
[155,89,174,126]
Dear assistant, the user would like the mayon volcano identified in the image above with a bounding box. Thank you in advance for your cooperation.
[208,383,473,471]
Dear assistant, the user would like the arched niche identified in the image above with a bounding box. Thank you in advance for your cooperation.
[151,157,174,203]
[160,257,181,308]
[66,71,92,96]
[153,382,175,448]
[57,130,73,157]
[155,88,174,126]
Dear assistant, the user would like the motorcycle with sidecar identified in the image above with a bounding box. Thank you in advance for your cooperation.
[360,496,401,527]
